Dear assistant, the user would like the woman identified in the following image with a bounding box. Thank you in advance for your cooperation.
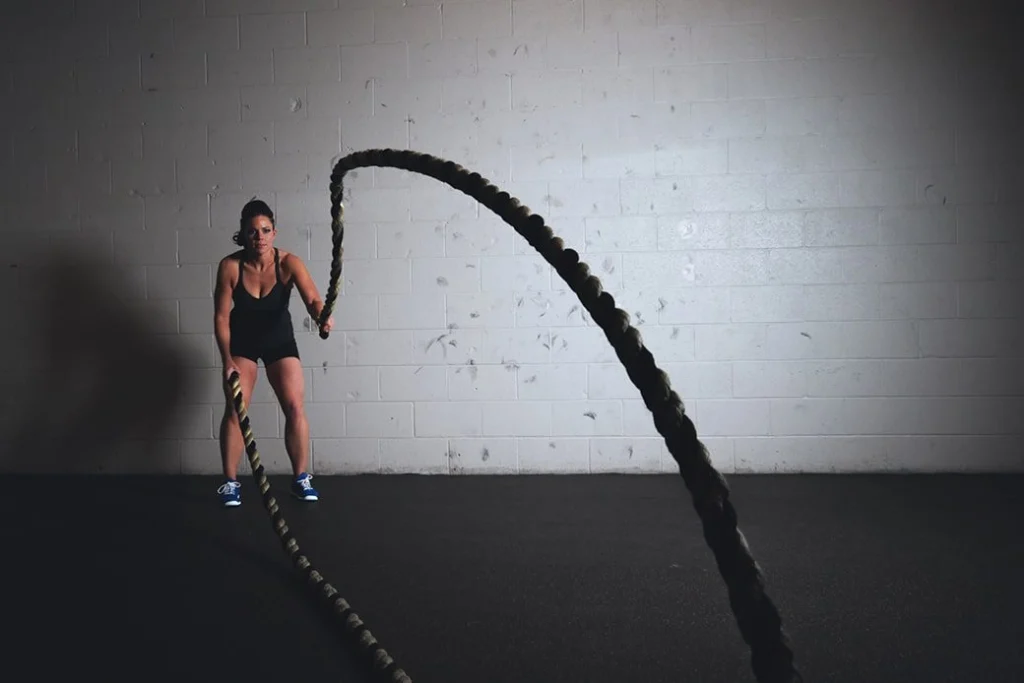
[213,199,334,507]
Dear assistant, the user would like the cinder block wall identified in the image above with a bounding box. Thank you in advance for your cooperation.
[1,0,1020,475]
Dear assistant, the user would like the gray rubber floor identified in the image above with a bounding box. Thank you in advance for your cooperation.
[2,473,1021,682]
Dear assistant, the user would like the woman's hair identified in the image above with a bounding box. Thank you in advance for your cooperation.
[232,198,275,246]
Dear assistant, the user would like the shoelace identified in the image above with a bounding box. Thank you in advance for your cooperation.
[217,481,241,495]
[297,477,313,490]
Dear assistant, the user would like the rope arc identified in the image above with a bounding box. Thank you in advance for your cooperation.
[234,147,802,683]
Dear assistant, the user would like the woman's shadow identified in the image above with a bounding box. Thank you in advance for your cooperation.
[0,240,381,681]
[1,239,197,473]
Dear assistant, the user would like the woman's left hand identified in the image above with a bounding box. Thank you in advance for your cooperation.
[321,316,334,333]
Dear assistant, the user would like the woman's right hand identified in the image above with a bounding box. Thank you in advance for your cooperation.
[224,363,240,382]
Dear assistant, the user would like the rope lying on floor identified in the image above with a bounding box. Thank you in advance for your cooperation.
[227,148,802,683]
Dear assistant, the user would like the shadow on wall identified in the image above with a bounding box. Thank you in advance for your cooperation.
[0,237,199,474]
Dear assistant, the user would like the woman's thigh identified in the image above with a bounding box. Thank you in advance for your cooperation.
[222,356,259,416]
[265,355,305,414]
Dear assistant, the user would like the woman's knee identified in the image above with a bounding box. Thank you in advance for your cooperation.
[222,374,257,411]
[281,399,305,421]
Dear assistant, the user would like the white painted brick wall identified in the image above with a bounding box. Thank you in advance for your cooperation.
[1,0,1021,475]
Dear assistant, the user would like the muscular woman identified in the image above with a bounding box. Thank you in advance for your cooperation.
[213,199,334,507]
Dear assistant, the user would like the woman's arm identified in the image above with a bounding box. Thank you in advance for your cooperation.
[287,253,324,318]
[285,253,333,331]
[213,257,235,366]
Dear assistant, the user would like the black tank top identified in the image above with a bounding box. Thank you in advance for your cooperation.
[229,248,294,345]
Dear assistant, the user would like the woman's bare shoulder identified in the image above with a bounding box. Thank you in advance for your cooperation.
[278,249,307,269]
[216,250,244,276]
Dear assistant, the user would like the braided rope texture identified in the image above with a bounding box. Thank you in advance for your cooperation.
[227,372,412,683]
[228,148,802,683]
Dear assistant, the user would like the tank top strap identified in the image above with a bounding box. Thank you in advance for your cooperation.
[232,255,246,297]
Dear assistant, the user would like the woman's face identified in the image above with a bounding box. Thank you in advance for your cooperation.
[245,215,276,254]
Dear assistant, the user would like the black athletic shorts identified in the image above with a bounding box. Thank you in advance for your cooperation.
[230,337,300,366]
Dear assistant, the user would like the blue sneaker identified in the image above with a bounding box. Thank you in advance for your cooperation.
[218,479,241,507]
[292,472,319,501]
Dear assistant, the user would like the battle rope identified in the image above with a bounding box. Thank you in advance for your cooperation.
[227,148,802,683]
